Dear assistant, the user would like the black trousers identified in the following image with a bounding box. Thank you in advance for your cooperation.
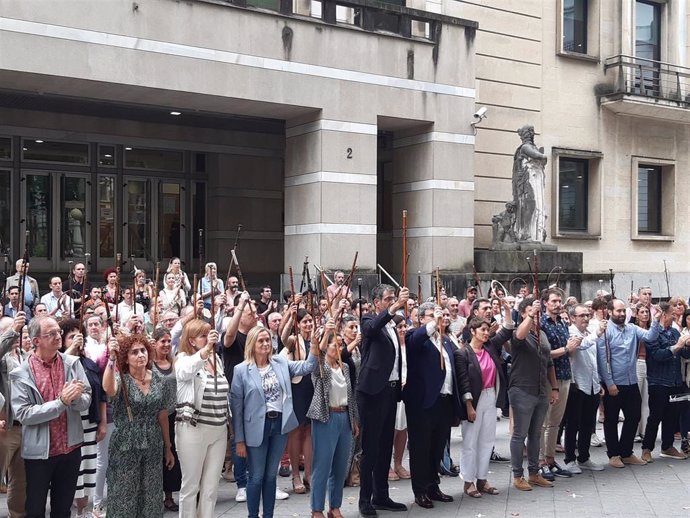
[642,384,685,452]
[602,384,641,458]
[163,411,182,493]
[357,384,397,506]
[563,387,599,464]
[25,447,81,518]
[406,395,453,496]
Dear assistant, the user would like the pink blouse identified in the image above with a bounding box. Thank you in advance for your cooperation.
[476,348,496,390]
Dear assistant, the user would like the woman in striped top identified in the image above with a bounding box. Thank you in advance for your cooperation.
[61,318,107,518]
[175,319,228,518]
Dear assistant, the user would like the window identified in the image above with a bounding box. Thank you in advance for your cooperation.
[124,147,183,172]
[0,137,11,160]
[637,165,662,233]
[563,0,587,53]
[0,170,11,254]
[631,158,674,240]
[635,1,661,61]
[552,148,602,238]
[98,145,116,167]
[558,158,588,231]
[22,139,89,165]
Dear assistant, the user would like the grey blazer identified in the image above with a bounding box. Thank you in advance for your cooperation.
[231,353,317,447]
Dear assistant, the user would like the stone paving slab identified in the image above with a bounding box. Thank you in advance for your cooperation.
[2,419,690,517]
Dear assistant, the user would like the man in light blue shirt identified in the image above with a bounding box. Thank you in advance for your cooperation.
[596,299,661,468]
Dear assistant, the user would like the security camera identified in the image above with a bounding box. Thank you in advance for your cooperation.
[474,107,488,120]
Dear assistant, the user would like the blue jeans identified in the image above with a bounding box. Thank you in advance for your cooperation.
[310,412,352,512]
[246,415,288,518]
[231,413,248,489]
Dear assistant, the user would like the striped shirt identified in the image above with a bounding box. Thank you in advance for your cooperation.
[196,370,229,427]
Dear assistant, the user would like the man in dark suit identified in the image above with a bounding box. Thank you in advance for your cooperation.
[404,302,461,508]
[357,284,409,517]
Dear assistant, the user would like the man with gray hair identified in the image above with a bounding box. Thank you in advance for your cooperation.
[11,315,91,518]
[357,283,409,516]
[0,313,28,518]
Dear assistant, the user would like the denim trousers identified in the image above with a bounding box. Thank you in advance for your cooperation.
[246,415,288,518]
[310,411,352,512]
[231,412,248,489]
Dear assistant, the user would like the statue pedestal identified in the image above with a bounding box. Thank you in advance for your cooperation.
[475,250,582,275]
[491,241,557,252]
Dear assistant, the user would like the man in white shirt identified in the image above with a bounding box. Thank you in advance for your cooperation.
[116,287,143,325]
[39,277,73,319]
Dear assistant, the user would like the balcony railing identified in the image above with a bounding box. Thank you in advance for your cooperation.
[217,0,476,44]
[603,55,690,106]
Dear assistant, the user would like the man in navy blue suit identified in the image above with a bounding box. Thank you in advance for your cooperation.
[404,302,461,508]
[357,284,409,517]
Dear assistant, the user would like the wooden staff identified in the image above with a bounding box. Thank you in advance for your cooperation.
[289,266,300,340]
[152,261,160,329]
[609,268,616,299]
[435,267,445,371]
[417,271,422,303]
[17,231,29,313]
[114,253,121,322]
[210,277,217,392]
[472,265,483,297]
[532,250,541,341]
[104,300,132,421]
[67,260,73,314]
[193,274,199,319]
[320,270,333,319]
[225,224,242,283]
[402,211,408,287]
[78,260,89,333]
[131,255,137,317]
[230,249,246,292]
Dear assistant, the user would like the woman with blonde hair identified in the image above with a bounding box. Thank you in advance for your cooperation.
[231,326,319,518]
[167,257,191,297]
[669,297,688,331]
[175,319,227,518]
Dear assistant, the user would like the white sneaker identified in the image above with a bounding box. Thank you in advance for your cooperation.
[92,503,106,518]
[578,459,604,471]
[235,487,247,502]
[275,487,289,500]
[565,461,582,474]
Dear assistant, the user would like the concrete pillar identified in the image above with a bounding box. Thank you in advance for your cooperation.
[390,127,475,281]
[284,117,378,276]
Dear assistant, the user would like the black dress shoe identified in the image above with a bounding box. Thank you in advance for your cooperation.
[414,494,434,509]
[427,488,453,503]
[359,503,378,517]
[371,498,407,512]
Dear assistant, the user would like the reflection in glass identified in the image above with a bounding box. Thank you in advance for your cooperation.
[0,137,11,160]
[125,148,183,171]
[558,158,588,231]
[99,145,116,167]
[23,140,89,165]
[61,177,88,258]
[638,166,662,234]
[0,171,10,256]
[127,180,150,258]
[159,183,181,260]
[99,176,115,258]
[563,0,587,53]
[192,182,206,259]
[26,175,51,258]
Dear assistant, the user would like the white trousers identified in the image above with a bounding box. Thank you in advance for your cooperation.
[94,422,115,506]
[460,387,496,482]
[176,422,228,518]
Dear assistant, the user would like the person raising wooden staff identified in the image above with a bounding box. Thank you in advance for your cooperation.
[402,211,408,319]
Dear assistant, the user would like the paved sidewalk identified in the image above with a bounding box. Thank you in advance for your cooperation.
[2,419,689,517]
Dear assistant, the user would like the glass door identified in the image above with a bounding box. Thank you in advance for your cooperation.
[97,175,117,269]
[123,177,152,272]
[20,171,91,272]
[158,181,185,263]
[635,0,661,96]
[0,170,12,265]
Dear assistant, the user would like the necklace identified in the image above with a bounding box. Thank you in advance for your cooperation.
[130,370,148,384]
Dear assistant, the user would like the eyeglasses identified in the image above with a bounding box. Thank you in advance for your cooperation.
[40,330,63,339]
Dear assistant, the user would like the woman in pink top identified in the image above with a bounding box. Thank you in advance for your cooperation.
[454,301,514,498]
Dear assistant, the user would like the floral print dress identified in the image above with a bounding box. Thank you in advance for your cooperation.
[106,370,174,518]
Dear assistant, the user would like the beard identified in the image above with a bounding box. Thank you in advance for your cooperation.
[611,313,626,325]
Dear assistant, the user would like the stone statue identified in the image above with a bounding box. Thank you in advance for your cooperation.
[491,201,518,248]
[512,125,547,243]
[490,125,555,251]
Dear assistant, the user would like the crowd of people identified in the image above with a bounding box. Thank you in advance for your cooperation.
[1,256,690,518]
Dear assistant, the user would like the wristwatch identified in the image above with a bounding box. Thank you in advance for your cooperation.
[551,387,559,391]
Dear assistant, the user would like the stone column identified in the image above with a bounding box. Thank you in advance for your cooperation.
[390,127,475,289]
[284,117,378,277]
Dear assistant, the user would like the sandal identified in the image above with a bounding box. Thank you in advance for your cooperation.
[388,468,400,481]
[464,482,482,499]
[304,477,311,491]
[293,476,306,494]
[394,466,411,479]
[477,480,499,495]
[163,499,179,511]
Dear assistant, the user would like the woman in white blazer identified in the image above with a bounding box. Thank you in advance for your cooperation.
[175,319,227,518]
[231,326,319,518]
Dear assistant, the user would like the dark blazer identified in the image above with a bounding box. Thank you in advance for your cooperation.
[454,326,513,421]
[357,310,402,398]
[403,325,461,419]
